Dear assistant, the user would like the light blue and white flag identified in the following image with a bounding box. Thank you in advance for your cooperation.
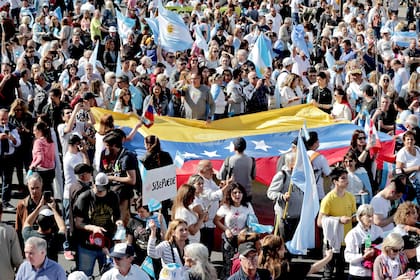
[145,17,160,45]
[89,41,99,74]
[286,130,319,255]
[291,24,310,59]
[248,33,273,78]
[115,52,122,77]
[194,25,209,57]
[325,49,336,70]
[116,10,136,44]
[157,0,193,52]
[54,6,62,21]
[391,31,418,48]
[148,198,162,212]
[174,150,185,169]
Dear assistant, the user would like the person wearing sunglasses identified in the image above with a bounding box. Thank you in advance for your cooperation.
[373,233,411,280]
[349,129,377,192]
[342,151,373,205]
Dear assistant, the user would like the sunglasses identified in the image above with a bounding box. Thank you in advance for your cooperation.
[390,247,402,253]
[344,159,354,163]
[358,136,366,140]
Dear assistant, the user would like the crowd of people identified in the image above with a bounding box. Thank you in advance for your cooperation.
[0,0,419,279]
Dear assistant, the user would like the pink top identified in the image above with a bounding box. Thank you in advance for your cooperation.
[31,138,55,170]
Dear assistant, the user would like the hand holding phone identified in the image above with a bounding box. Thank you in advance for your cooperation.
[43,191,52,203]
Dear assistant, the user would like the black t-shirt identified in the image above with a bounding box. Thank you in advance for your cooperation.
[140,151,173,170]
[73,189,120,248]
[100,148,140,198]
[276,261,311,280]
[312,86,333,113]
[0,73,20,107]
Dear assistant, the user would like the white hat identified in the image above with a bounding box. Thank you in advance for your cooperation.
[39,207,54,217]
[95,172,109,191]
[109,26,117,33]
[68,271,89,280]
[282,57,294,66]
[380,26,391,34]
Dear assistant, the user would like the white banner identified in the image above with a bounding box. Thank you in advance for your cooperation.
[142,164,177,205]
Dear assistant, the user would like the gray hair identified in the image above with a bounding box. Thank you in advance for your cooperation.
[184,243,217,280]
[25,236,47,253]
[406,114,418,128]
[356,204,374,223]
[27,172,43,186]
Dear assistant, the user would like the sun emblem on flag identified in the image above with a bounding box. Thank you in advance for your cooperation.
[167,24,174,33]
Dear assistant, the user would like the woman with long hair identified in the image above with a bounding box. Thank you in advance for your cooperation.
[331,87,353,121]
[9,99,34,191]
[393,201,420,270]
[143,84,169,116]
[401,72,420,103]
[140,135,173,221]
[214,182,256,279]
[171,184,207,244]
[29,121,55,195]
[349,129,376,192]
[184,243,218,280]
[259,234,333,280]
[147,219,189,266]
[103,39,117,73]
[114,88,134,114]
[342,151,373,204]
[280,73,303,108]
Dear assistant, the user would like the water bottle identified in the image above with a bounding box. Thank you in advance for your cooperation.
[113,224,126,241]
[364,233,371,249]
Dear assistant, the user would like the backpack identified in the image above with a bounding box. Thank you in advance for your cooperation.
[33,89,48,117]
[221,156,256,180]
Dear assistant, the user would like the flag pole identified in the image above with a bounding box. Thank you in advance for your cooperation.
[282,179,294,220]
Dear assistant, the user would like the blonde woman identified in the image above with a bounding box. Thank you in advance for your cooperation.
[373,233,411,280]
[401,72,420,101]
[206,45,221,69]
[280,73,302,108]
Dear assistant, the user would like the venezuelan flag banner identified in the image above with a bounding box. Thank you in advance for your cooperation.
[91,104,395,186]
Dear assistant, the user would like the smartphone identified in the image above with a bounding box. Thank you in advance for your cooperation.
[43,191,52,202]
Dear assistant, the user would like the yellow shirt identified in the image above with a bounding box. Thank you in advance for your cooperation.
[320,190,356,237]
[90,18,102,41]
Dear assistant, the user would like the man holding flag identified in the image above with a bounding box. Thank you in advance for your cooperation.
[317,167,356,280]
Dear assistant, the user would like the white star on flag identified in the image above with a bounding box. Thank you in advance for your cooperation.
[182,152,200,159]
[201,150,219,158]
[252,140,272,152]
[224,141,235,152]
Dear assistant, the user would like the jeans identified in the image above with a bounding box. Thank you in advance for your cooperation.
[77,245,106,277]
[1,155,15,202]
[292,12,300,25]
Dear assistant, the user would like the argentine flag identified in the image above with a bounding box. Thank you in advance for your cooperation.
[116,10,136,44]
[286,130,319,255]
[157,0,193,52]
[145,17,159,45]
[248,33,273,78]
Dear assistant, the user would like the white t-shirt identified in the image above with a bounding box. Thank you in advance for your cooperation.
[370,194,394,232]
[57,122,85,156]
[174,207,200,243]
[396,146,420,182]
[63,152,84,199]
[216,203,255,236]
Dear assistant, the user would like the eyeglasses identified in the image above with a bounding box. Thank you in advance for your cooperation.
[113,256,123,261]
[358,136,366,140]
[383,79,389,82]
[390,247,402,253]
[344,159,354,163]
[241,255,258,264]
[250,77,258,80]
